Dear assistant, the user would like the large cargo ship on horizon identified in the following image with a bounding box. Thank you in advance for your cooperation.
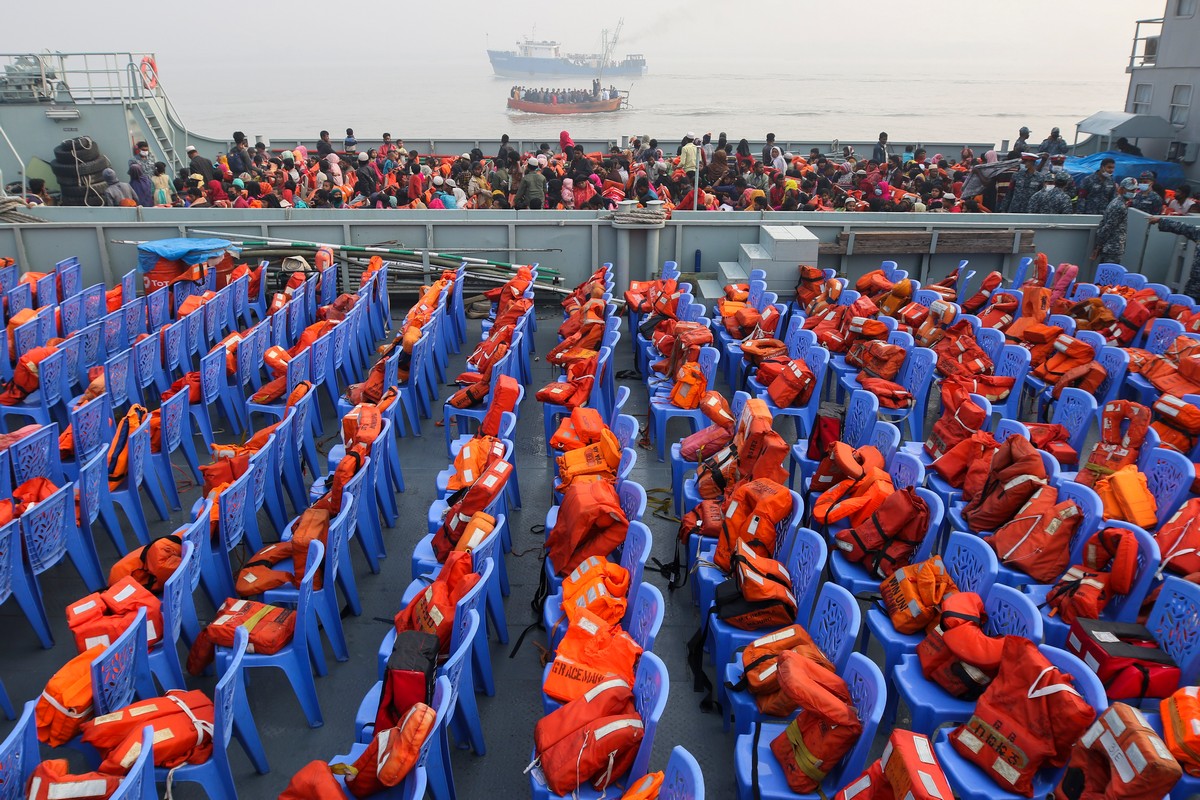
[487,24,646,78]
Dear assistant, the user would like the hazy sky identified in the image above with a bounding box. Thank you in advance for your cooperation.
[0,0,1166,79]
[0,0,1170,141]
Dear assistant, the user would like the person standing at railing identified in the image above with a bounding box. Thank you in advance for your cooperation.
[1150,215,1200,302]
[185,145,214,183]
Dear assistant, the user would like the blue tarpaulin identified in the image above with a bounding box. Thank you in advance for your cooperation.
[135,238,239,273]
[1063,152,1187,189]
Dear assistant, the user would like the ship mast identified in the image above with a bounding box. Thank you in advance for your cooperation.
[597,18,623,86]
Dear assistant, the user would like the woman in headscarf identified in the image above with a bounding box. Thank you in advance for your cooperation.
[325,153,343,185]
[559,130,575,155]
[206,179,230,207]
[560,177,575,210]
[770,146,787,174]
[704,148,729,186]
[127,163,154,207]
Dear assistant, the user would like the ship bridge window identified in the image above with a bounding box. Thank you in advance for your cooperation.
[1170,84,1192,126]
[1177,0,1196,17]
[1132,83,1153,115]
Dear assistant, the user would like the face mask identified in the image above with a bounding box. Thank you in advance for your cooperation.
[140,150,149,156]
[1139,184,1150,192]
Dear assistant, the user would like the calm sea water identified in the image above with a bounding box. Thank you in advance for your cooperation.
[169,67,1131,151]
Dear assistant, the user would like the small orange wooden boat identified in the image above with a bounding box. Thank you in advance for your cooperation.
[506,95,624,115]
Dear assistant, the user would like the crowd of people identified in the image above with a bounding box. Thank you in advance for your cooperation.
[511,80,620,104]
[28,126,1198,221]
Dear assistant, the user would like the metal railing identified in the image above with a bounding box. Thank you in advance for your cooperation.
[1127,18,1164,72]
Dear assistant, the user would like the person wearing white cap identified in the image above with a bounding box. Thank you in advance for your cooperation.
[1093,177,1139,263]
[354,150,377,196]
[186,145,215,183]
[446,178,468,208]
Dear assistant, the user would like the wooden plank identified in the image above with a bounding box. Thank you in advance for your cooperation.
[820,229,1036,256]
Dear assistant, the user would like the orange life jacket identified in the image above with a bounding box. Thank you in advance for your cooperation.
[80,689,215,772]
[714,542,798,630]
[535,353,597,409]
[730,399,789,487]
[236,507,330,596]
[916,591,1005,699]
[107,405,149,490]
[729,624,836,717]
[924,380,988,459]
[766,359,816,408]
[950,636,1097,797]
[479,374,521,437]
[961,271,1002,313]
[962,435,1048,532]
[342,403,382,448]
[880,555,958,634]
[336,703,437,798]
[186,598,295,675]
[555,427,622,489]
[834,486,931,579]
[533,677,643,796]
[811,443,886,493]
[668,360,707,409]
[812,467,895,529]
[1075,400,1153,487]
[543,609,643,704]
[1161,686,1200,778]
[988,485,1082,582]
[546,479,629,576]
[1154,497,1200,577]
[0,343,58,405]
[393,550,480,654]
[109,535,181,598]
[1094,464,1158,529]
[447,436,505,493]
[434,457,511,561]
[37,645,107,746]
[769,651,863,794]
[24,760,122,800]
[1056,702,1182,800]
[560,556,630,627]
[713,478,793,572]
[794,266,826,308]
[1152,394,1200,454]
[549,407,606,452]
[65,577,164,652]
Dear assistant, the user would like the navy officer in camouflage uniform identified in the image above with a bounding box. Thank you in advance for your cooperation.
[1002,152,1049,213]
[1093,177,1138,263]
[1130,171,1165,215]
[1037,127,1070,156]
[1076,158,1115,215]
[1150,214,1200,301]
[1028,173,1074,215]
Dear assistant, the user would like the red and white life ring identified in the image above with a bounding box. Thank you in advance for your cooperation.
[140,57,158,90]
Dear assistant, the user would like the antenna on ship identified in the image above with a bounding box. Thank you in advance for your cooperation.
[596,18,623,87]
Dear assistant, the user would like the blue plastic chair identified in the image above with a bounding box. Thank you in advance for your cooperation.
[1143,575,1200,696]
[893,584,1044,735]
[990,343,1031,421]
[263,499,355,671]
[91,606,157,719]
[151,388,202,512]
[79,283,104,322]
[0,347,66,433]
[1025,522,1160,648]
[59,293,84,339]
[56,258,82,299]
[529,651,670,800]
[220,539,325,727]
[21,475,106,596]
[723,580,859,736]
[175,503,209,647]
[6,282,31,320]
[542,520,652,651]
[859,530,1002,721]
[0,517,54,647]
[1144,446,1197,529]
[333,676,450,800]
[101,309,128,357]
[888,450,926,490]
[145,541,194,692]
[111,415,170,537]
[199,470,251,607]
[733,653,886,800]
[648,346,720,461]
[975,325,1003,363]
[706,518,819,709]
[169,627,270,796]
[790,389,879,492]
[931,645,1107,800]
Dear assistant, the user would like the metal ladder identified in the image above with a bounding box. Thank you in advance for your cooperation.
[135,100,184,173]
